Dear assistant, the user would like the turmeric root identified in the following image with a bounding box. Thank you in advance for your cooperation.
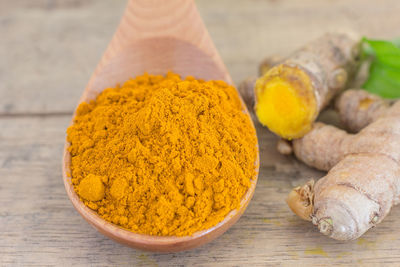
[335,89,389,133]
[238,56,282,111]
[288,94,400,240]
[255,33,360,139]
[276,138,293,155]
[286,180,314,221]
[258,55,282,76]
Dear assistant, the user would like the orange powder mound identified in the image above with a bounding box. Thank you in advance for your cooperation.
[67,72,258,236]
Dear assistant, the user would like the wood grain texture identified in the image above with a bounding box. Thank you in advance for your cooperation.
[3,116,400,266]
[2,0,400,265]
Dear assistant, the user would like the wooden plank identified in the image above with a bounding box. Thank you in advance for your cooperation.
[1,0,400,114]
[2,116,400,266]
[0,1,125,114]
[3,0,400,265]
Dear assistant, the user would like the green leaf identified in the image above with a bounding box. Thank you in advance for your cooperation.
[364,62,400,98]
[361,38,375,58]
[362,37,400,98]
[392,38,400,48]
[363,38,400,68]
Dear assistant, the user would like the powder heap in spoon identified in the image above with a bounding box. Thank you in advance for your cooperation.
[67,72,258,236]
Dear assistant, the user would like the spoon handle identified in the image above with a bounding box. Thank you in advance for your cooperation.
[97,0,230,83]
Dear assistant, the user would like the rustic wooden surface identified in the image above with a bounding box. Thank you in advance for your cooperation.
[2,0,400,266]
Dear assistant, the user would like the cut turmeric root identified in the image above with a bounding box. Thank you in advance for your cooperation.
[288,90,400,240]
[254,33,360,139]
[255,65,317,138]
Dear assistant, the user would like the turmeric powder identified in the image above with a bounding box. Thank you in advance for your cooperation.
[67,72,258,236]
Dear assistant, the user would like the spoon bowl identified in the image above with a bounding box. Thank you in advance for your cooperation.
[83,37,231,101]
[63,0,259,252]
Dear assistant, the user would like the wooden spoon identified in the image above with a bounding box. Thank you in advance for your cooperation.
[63,0,259,252]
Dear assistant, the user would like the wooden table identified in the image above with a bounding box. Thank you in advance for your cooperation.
[2,0,400,265]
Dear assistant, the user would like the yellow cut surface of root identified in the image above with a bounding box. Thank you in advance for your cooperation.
[253,33,359,140]
[255,65,317,139]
